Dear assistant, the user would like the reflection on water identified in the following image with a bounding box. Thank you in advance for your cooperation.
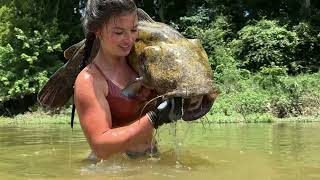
[0,122,320,180]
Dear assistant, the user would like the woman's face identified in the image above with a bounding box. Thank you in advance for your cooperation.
[98,12,138,58]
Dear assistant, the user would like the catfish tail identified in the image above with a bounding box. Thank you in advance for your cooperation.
[37,64,78,108]
[37,40,87,108]
[37,34,99,109]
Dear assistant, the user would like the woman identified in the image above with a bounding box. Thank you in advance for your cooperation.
[74,0,182,160]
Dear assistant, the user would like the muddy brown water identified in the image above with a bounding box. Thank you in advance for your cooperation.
[1,122,320,180]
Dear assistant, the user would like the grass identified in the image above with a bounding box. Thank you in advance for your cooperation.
[1,110,319,126]
[0,111,79,126]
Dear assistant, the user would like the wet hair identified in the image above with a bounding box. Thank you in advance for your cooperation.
[70,0,137,129]
[81,0,137,68]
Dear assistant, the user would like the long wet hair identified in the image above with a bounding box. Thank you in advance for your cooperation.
[81,0,137,69]
[71,0,137,128]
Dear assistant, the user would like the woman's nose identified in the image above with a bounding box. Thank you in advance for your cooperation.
[123,31,136,44]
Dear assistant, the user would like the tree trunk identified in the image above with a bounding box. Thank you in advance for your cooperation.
[301,0,311,17]
[157,0,166,22]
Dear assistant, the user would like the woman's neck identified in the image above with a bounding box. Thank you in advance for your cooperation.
[94,49,127,71]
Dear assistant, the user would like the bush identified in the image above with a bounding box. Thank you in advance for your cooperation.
[291,22,320,73]
[243,113,275,123]
[230,19,299,72]
[0,27,66,101]
[261,73,320,118]
[181,15,233,54]
[0,5,12,43]
[210,72,320,120]
[254,65,288,90]
[210,93,237,116]
[213,46,250,93]
[234,90,270,116]
[269,95,292,118]
[0,2,68,103]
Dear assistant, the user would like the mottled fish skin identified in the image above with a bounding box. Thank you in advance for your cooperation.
[126,19,218,120]
[37,8,218,121]
[127,20,215,97]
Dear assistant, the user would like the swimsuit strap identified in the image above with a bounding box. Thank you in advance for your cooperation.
[93,63,120,88]
[91,62,146,125]
[93,63,123,96]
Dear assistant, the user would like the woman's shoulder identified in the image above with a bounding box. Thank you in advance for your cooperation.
[74,66,108,97]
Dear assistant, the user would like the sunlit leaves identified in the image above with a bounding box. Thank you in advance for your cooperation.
[231,20,299,72]
[0,4,66,101]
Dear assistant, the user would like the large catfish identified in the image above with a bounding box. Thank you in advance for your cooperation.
[37,9,219,121]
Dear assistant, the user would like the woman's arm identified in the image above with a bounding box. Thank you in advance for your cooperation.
[74,70,154,160]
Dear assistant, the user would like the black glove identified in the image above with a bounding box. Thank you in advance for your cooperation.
[147,97,183,129]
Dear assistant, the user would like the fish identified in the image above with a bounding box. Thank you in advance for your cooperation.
[37,8,219,121]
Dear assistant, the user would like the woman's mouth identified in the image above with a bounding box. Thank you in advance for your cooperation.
[119,45,132,52]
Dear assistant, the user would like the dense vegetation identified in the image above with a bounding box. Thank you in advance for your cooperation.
[0,0,319,122]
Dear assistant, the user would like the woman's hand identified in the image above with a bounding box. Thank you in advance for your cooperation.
[147,97,183,129]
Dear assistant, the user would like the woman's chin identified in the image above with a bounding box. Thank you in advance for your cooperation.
[119,47,132,55]
[117,50,131,57]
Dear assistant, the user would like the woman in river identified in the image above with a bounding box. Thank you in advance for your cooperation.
[74,0,182,160]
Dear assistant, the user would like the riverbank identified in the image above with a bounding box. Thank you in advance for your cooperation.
[0,111,77,126]
[1,110,319,126]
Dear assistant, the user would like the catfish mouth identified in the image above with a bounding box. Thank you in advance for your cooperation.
[182,93,217,121]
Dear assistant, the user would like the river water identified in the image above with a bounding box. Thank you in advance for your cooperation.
[0,122,320,180]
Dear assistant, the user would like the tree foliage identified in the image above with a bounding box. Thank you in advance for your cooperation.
[0,0,83,115]
[0,0,319,115]
[230,20,299,72]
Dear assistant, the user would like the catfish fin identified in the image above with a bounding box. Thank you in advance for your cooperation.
[64,39,86,59]
[37,64,74,108]
[121,77,143,98]
[137,8,155,23]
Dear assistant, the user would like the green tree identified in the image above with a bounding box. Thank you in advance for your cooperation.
[230,20,299,73]
[292,22,320,73]
[0,0,82,115]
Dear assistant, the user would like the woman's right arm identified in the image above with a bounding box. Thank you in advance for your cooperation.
[74,70,154,160]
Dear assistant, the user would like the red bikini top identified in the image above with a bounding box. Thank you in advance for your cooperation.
[93,63,146,126]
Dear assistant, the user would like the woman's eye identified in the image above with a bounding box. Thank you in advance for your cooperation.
[131,29,137,33]
[114,32,123,35]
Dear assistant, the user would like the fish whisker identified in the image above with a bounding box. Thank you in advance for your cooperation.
[138,94,164,120]
[138,90,181,120]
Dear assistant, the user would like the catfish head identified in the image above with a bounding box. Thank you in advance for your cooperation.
[123,19,219,121]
